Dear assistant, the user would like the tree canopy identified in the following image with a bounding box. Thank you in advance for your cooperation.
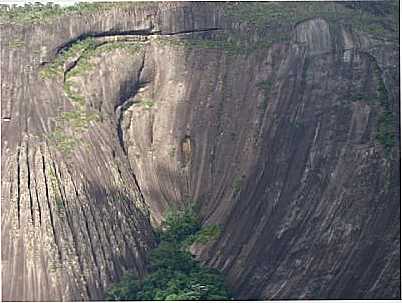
[105,204,230,301]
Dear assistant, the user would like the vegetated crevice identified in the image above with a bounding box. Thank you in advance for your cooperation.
[51,157,92,297]
[50,27,224,62]
[80,196,101,280]
[25,142,35,226]
[41,150,62,262]
[181,135,192,167]
[54,29,155,56]
[33,166,42,226]
[361,51,396,155]
[80,183,118,278]
[66,164,109,287]
[111,47,152,220]
[115,51,146,155]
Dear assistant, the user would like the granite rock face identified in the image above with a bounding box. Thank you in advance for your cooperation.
[1,2,400,301]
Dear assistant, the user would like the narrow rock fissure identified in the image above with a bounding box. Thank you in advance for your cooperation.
[80,200,101,280]
[52,27,223,61]
[115,51,146,155]
[16,145,21,229]
[65,164,109,285]
[26,143,35,226]
[50,160,92,296]
[33,170,43,226]
[109,50,150,216]
[41,151,63,262]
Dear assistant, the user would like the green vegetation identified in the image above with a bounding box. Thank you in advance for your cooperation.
[96,41,143,56]
[224,1,398,41]
[256,79,273,109]
[48,129,80,154]
[376,110,395,154]
[40,38,143,80]
[40,37,98,80]
[44,37,143,154]
[224,2,397,153]
[121,98,155,111]
[373,66,395,155]
[48,167,65,213]
[138,99,155,110]
[105,204,228,301]
[1,2,101,24]
[232,176,243,194]
[153,1,397,56]
[155,35,272,56]
[190,225,221,245]
[0,2,151,25]
[169,146,176,158]
[350,92,366,103]
[8,39,25,49]
[121,99,155,111]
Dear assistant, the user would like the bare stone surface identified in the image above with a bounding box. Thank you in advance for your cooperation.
[1,2,400,301]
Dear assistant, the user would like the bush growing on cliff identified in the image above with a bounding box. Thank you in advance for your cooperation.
[105,204,228,301]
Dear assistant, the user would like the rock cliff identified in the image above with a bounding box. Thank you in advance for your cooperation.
[1,1,400,300]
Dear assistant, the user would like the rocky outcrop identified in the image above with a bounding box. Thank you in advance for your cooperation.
[1,2,400,301]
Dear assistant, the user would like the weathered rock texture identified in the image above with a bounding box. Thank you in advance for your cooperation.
[1,1,400,301]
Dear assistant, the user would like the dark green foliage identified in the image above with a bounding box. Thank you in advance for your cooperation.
[105,273,142,301]
[376,111,395,154]
[373,65,395,155]
[158,206,201,243]
[350,92,366,102]
[192,225,222,245]
[105,205,229,301]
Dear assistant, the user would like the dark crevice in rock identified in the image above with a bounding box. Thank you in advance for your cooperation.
[116,51,146,155]
[149,114,155,146]
[55,192,92,298]
[16,144,21,229]
[52,27,223,61]
[62,54,83,79]
[41,150,62,262]
[33,167,42,226]
[131,172,149,219]
[181,135,192,167]
[163,27,224,36]
[50,160,67,210]
[54,29,154,56]
[80,197,102,284]
[26,142,35,226]
[51,164,95,298]
[86,203,111,283]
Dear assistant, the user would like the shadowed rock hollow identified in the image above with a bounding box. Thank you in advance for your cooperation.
[1,1,400,301]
